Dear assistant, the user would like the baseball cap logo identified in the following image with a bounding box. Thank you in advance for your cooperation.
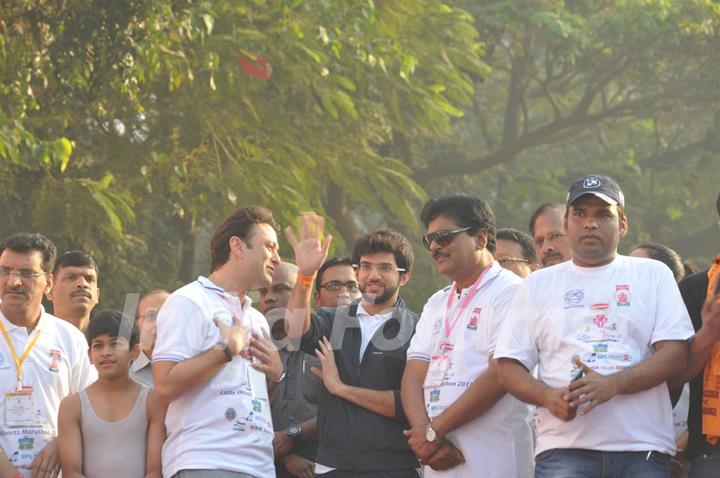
[583,176,601,188]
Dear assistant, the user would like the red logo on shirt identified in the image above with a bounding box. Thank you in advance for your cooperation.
[616,285,630,307]
[591,303,609,328]
[466,307,481,330]
[48,349,61,373]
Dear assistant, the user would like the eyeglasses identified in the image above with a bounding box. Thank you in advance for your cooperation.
[353,262,406,274]
[422,227,472,249]
[320,281,360,292]
[496,256,533,266]
[258,284,293,296]
[0,267,46,281]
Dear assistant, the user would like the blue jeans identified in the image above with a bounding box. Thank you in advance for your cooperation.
[535,448,671,478]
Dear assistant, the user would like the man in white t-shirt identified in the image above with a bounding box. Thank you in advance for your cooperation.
[0,233,96,478]
[401,195,534,477]
[152,206,286,478]
[495,175,695,477]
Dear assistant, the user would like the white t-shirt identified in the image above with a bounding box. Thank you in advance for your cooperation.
[0,308,96,477]
[356,304,393,362]
[495,255,694,456]
[407,262,534,478]
[153,276,275,478]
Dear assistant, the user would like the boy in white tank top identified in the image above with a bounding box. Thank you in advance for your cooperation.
[58,310,166,478]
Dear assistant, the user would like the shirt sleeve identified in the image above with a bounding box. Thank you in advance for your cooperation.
[300,309,334,354]
[153,295,208,362]
[651,264,695,344]
[486,282,520,356]
[406,295,439,362]
[70,335,97,392]
[493,280,540,371]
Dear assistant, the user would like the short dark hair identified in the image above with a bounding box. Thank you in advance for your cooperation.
[420,195,496,253]
[528,203,565,236]
[0,233,57,273]
[86,309,139,348]
[352,230,414,273]
[315,257,354,292]
[496,228,539,264]
[210,206,279,271]
[52,250,98,276]
[633,243,685,283]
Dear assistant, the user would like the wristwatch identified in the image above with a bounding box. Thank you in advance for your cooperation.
[287,424,302,440]
[425,423,438,443]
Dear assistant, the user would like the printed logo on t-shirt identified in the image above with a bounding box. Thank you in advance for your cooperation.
[615,285,630,307]
[48,349,61,373]
[593,343,608,353]
[224,408,237,421]
[564,289,585,308]
[466,308,481,330]
[591,303,609,328]
[18,437,34,450]
[429,389,440,402]
[251,399,263,413]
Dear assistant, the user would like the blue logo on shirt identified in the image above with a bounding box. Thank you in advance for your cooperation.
[564,289,584,307]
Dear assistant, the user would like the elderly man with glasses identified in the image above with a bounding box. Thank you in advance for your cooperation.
[0,233,96,478]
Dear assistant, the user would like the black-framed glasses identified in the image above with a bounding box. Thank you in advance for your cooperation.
[0,267,46,281]
[422,227,472,249]
[320,281,360,292]
[353,262,406,274]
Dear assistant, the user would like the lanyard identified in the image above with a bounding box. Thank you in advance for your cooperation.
[0,319,42,390]
[442,264,492,341]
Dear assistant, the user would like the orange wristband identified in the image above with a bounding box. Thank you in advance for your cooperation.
[297,272,316,288]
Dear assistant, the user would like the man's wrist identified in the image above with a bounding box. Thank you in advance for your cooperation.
[215,341,233,362]
[297,272,316,288]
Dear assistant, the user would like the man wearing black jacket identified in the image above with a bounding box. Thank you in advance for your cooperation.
[673,193,720,477]
[285,214,420,477]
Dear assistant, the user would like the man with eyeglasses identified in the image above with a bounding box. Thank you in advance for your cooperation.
[46,250,100,333]
[261,262,323,478]
[529,203,572,268]
[284,216,420,477]
[0,233,96,478]
[129,289,170,389]
[314,258,362,309]
[494,228,540,279]
[401,195,533,478]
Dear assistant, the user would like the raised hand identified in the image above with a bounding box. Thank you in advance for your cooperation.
[285,213,332,276]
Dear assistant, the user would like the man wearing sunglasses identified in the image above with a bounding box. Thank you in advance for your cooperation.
[401,195,534,477]
[314,257,362,309]
[285,215,420,477]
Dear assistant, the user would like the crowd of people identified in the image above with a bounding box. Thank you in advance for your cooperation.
[0,174,719,478]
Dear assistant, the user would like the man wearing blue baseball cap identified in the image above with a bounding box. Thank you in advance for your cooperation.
[496,175,695,477]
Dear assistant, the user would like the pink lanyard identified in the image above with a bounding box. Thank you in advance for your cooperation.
[442,264,492,341]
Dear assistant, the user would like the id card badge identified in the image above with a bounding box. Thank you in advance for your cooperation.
[5,390,36,428]
[424,355,450,388]
[248,366,269,400]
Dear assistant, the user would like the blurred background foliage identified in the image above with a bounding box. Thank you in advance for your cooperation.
[1,0,719,311]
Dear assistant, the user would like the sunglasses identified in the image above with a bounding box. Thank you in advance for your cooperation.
[422,227,472,249]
